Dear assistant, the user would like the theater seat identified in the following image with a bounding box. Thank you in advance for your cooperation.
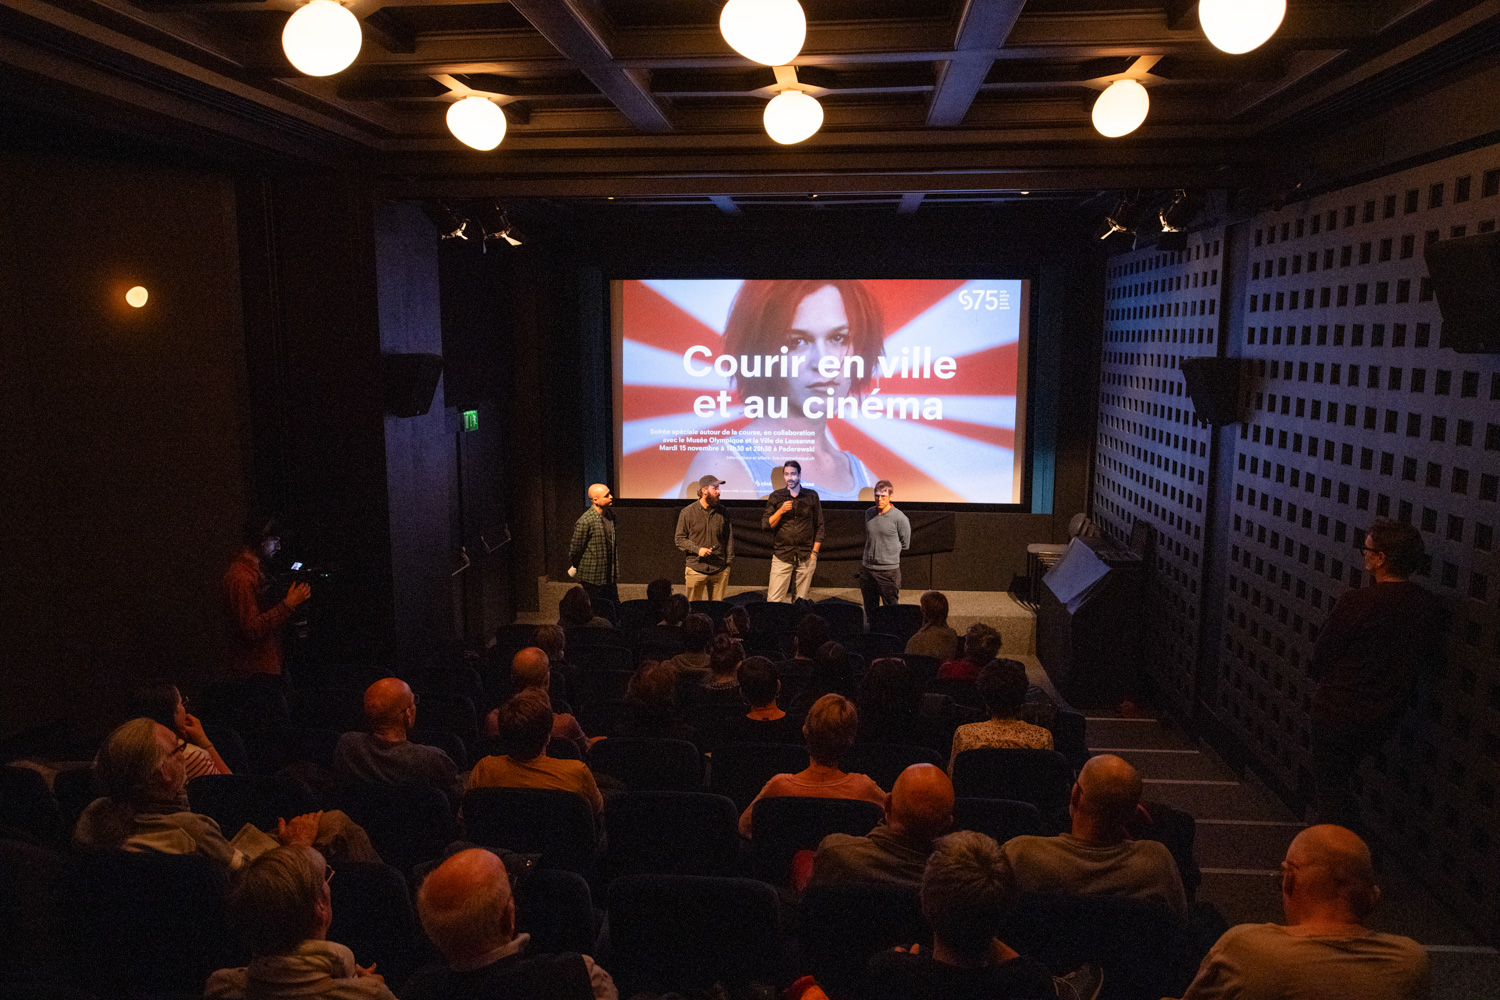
[602,791,740,877]
[462,787,596,875]
[514,867,598,956]
[800,882,928,1000]
[749,795,883,886]
[950,747,1073,833]
[951,796,1045,842]
[325,861,424,983]
[843,742,945,790]
[707,742,809,811]
[323,781,456,877]
[588,737,703,792]
[187,773,320,838]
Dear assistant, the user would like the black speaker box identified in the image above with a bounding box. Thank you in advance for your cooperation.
[1425,231,1500,353]
[381,353,443,417]
[1179,357,1242,426]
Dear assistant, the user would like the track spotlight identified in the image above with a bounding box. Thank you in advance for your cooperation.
[1097,217,1128,241]
[720,0,806,66]
[1199,0,1286,55]
[421,202,470,240]
[282,0,362,77]
[1097,195,1141,241]
[474,203,524,248]
[447,96,507,151]
[1092,80,1149,138]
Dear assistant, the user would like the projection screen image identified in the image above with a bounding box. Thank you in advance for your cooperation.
[612,278,1030,504]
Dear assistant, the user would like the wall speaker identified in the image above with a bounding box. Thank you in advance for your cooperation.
[1425,231,1500,353]
[1179,357,1242,426]
[382,353,443,417]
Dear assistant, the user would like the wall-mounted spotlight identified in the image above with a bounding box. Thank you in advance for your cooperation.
[446,96,507,150]
[720,0,806,66]
[1092,79,1149,138]
[282,0,362,77]
[421,202,471,240]
[1199,0,1286,55]
[125,285,149,308]
[474,203,524,249]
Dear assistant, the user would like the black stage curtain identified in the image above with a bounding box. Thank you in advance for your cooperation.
[724,508,956,561]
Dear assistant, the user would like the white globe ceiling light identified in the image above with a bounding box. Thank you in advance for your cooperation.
[281,0,362,77]
[1092,79,1150,138]
[764,90,823,144]
[1199,0,1286,55]
[720,0,806,66]
[446,97,507,150]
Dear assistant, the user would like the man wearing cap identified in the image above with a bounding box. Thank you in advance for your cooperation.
[567,483,618,607]
[675,474,734,601]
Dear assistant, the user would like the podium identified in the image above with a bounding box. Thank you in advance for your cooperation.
[1035,544,1145,709]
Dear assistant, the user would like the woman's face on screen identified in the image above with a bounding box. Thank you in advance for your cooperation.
[783,284,852,409]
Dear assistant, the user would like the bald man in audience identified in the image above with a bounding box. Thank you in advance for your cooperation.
[1177,825,1428,1000]
[405,848,616,1000]
[333,677,463,805]
[807,763,956,890]
[998,753,1187,918]
[496,646,598,755]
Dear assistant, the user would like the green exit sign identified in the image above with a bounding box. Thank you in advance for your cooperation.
[462,409,479,432]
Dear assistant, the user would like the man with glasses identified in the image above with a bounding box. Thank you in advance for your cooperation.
[1308,520,1448,831]
[860,479,910,624]
[333,677,463,806]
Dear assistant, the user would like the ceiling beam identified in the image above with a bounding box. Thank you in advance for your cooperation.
[505,0,671,133]
[1163,0,1198,32]
[927,0,1028,127]
[361,8,415,55]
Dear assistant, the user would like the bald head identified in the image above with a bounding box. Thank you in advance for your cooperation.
[1071,754,1143,838]
[1283,824,1379,923]
[364,678,415,734]
[417,849,514,963]
[887,764,955,842]
[510,647,550,692]
[589,483,613,510]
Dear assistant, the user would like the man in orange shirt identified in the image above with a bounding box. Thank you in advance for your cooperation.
[468,690,604,815]
[223,517,310,677]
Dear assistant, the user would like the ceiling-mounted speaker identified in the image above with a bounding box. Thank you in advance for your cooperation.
[1425,231,1500,353]
[382,353,443,417]
[1180,357,1243,426]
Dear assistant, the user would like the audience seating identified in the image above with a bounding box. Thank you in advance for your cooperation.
[868,604,924,643]
[462,787,597,875]
[241,725,341,775]
[49,766,100,831]
[514,867,599,956]
[196,677,289,734]
[588,737,703,792]
[294,685,366,733]
[575,697,629,738]
[0,766,66,848]
[800,882,928,1000]
[952,796,1045,842]
[843,742,945,790]
[605,874,785,995]
[0,838,67,981]
[689,599,732,620]
[324,781,456,876]
[576,667,635,704]
[1052,708,1091,771]
[926,676,984,709]
[407,692,478,754]
[491,623,538,655]
[407,664,484,700]
[566,627,629,649]
[187,773,321,837]
[840,632,902,660]
[615,599,659,635]
[325,861,425,984]
[902,653,942,682]
[747,600,800,635]
[750,795,884,886]
[407,727,468,769]
[590,595,618,625]
[951,747,1073,833]
[602,791,740,878]
[571,645,635,675]
[813,600,865,637]
[707,742,810,811]
[545,736,583,760]
[1136,800,1201,901]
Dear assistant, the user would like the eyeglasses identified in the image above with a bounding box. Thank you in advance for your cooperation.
[171,739,188,757]
[324,865,336,885]
[1357,545,1382,555]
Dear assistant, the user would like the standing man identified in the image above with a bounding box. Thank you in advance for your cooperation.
[860,479,910,623]
[1308,520,1448,831]
[223,516,310,677]
[763,460,824,603]
[568,483,618,607]
[675,474,733,601]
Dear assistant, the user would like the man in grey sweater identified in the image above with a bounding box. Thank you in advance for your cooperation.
[860,479,911,623]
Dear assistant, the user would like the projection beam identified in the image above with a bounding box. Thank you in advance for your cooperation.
[927,0,1028,127]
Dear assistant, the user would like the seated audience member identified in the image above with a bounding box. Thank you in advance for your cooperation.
[634,592,691,651]
[468,691,603,815]
[792,613,833,665]
[502,646,595,755]
[947,658,1053,772]
[937,622,1003,681]
[711,655,803,746]
[206,845,396,1000]
[722,605,751,639]
[615,661,697,743]
[129,679,231,782]
[1177,825,1428,1000]
[661,592,690,626]
[405,848,616,1000]
[999,754,1186,918]
[333,677,463,805]
[646,578,674,618]
[904,591,959,663]
[699,634,745,693]
[534,623,574,679]
[807,763,955,890]
[738,694,886,837]
[790,641,856,716]
[865,831,1056,1000]
[856,657,937,748]
[559,586,610,630]
[74,718,325,870]
[666,612,714,677]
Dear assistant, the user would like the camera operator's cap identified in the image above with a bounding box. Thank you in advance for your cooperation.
[697,474,726,489]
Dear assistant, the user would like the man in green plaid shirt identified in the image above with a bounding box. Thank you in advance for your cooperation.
[568,483,618,605]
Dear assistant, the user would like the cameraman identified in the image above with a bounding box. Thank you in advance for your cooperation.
[223,516,310,677]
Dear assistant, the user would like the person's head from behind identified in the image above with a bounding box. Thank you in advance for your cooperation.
[858,657,921,725]
[803,693,858,768]
[558,586,594,627]
[1364,519,1425,579]
[977,658,1028,721]
[418,848,515,966]
[921,831,1012,965]
[723,606,751,638]
[919,590,949,627]
[1281,825,1381,926]
[363,676,416,736]
[681,613,714,654]
[737,656,781,710]
[646,578,674,611]
[708,634,744,680]
[811,641,853,694]
[962,623,1002,666]
[228,846,330,957]
[1070,754,1143,843]
[510,647,551,694]
[662,592,690,626]
[795,612,831,659]
[625,661,678,722]
[97,717,184,806]
[533,624,566,665]
[128,679,185,734]
[886,764,955,844]
[496,690,553,762]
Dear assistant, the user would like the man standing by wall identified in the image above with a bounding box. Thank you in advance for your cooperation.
[675,474,733,601]
[763,460,824,603]
[568,483,618,606]
[860,480,910,623]
[223,516,310,677]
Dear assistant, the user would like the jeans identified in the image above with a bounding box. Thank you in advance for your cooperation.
[859,566,901,623]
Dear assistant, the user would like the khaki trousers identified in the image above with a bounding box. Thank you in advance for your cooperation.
[684,565,730,601]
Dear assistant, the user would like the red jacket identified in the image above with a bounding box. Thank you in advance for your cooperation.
[222,550,292,676]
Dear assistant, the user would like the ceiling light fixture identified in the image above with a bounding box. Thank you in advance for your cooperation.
[125,285,149,308]
[1091,79,1149,138]
[281,0,362,77]
[720,0,806,66]
[764,89,823,144]
[1199,0,1286,55]
[446,96,507,150]
[474,203,524,248]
